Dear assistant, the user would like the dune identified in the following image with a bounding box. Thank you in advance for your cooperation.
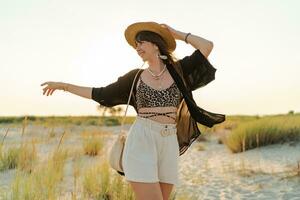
[0,124,299,199]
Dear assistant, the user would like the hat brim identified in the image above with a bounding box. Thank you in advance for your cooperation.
[124,22,176,52]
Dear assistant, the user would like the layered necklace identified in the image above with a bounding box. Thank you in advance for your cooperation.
[146,64,167,90]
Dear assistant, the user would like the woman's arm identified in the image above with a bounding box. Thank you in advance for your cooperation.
[41,82,92,99]
[161,24,213,58]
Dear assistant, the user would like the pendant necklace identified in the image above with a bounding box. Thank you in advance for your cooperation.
[147,65,166,90]
[147,64,166,80]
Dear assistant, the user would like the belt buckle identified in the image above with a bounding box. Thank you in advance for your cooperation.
[160,125,174,137]
[160,129,167,136]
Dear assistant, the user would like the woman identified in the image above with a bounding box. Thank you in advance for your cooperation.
[41,21,225,200]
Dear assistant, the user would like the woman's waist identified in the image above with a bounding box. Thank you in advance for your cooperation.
[135,115,177,134]
[137,107,178,124]
[138,106,177,113]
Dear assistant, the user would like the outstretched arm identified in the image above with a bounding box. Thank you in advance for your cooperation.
[40,82,92,99]
[161,24,213,58]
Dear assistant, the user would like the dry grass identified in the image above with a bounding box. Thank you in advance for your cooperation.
[82,162,110,199]
[0,116,137,127]
[0,146,19,171]
[198,115,259,133]
[0,118,37,172]
[80,129,113,138]
[21,116,27,137]
[70,154,82,199]
[0,121,37,173]
[16,141,37,173]
[10,148,68,199]
[47,126,56,138]
[82,159,134,199]
[223,115,300,153]
[82,132,105,156]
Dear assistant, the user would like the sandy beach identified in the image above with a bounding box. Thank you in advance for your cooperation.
[0,124,299,199]
[177,133,300,199]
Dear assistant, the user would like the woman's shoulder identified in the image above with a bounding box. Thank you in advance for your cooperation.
[121,68,143,78]
[116,68,144,85]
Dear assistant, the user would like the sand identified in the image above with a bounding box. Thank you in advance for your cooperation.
[0,124,299,199]
[177,134,300,200]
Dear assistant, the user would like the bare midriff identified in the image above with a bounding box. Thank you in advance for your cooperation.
[138,106,177,124]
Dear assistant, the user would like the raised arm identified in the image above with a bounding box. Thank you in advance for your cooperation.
[40,82,92,99]
[160,24,213,58]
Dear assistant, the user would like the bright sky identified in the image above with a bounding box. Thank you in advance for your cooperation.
[1,0,299,117]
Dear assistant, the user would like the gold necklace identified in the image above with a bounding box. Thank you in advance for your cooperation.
[147,65,166,80]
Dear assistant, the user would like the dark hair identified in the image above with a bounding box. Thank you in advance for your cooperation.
[135,31,178,66]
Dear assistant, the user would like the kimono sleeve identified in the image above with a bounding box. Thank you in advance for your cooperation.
[179,49,217,91]
[91,70,135,107]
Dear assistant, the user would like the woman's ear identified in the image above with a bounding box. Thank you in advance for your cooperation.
[153,44,159,50]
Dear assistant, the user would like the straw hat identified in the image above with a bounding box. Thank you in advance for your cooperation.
[124,21,176,52]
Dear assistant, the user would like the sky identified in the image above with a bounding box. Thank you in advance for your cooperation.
[0,0,299,117]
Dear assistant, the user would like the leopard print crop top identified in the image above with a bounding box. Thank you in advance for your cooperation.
[136,76,182,111]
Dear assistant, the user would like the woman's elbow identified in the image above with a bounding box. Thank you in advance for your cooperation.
[205,41,214,58]
[209,41,214,50]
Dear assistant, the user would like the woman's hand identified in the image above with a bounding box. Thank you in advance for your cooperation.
[161,23,213,57]
[160,23,184,40]
[40,81,67,96]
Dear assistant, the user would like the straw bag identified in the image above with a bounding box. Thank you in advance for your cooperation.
[108,68,143,175]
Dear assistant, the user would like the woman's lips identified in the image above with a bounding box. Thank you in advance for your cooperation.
[138,51,145,56]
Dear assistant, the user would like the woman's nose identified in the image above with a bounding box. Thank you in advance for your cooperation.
[135,43,141,50]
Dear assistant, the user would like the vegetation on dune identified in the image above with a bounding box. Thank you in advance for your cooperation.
[0,115,136,126]
[223,114,300,153]
[0,112,300,199]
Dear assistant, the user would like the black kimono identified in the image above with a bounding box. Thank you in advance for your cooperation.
[92,49,226,156]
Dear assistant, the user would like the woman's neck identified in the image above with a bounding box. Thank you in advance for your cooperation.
[147,57,165,73]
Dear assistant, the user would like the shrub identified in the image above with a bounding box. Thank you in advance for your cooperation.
[83,136,104,156]
[0,146,20,171]
[224,115,300,153]
[82,160,134,199]
[17,142,37,173]
[103,118,120,126]
[10,148,68,199]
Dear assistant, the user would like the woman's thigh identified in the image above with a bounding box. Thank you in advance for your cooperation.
[159,182,174,200]
[128,181,163,200]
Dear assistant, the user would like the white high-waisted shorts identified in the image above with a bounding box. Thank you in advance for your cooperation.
[122,116,179,187]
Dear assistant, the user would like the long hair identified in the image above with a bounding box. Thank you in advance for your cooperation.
[135,31,178,67]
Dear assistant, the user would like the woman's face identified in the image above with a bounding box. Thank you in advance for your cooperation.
[135,40,158,61]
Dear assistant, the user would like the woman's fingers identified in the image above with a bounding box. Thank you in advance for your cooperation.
[45,88,50,96]
[42,86,48,95]
[41,81,65,96]
[47,88,53,96]
[160,23,179,39]
[42,88,46,95]
[160,23,168,28]
[41,82,56,96]
[160,23,172,31]
[40,82,48,86]
[50,89,56,95]
[41,86,52,96]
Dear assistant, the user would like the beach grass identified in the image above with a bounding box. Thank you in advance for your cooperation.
[16,141,37,173]
[82,160,134,199]
[1,113,300,198]
[0,146,19,171]
[198,115,260,133]
[80,130,106,156]
[9,147,68,199]
[0,116,136,126]
[82,135,104,156]
[223,114,300,153]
